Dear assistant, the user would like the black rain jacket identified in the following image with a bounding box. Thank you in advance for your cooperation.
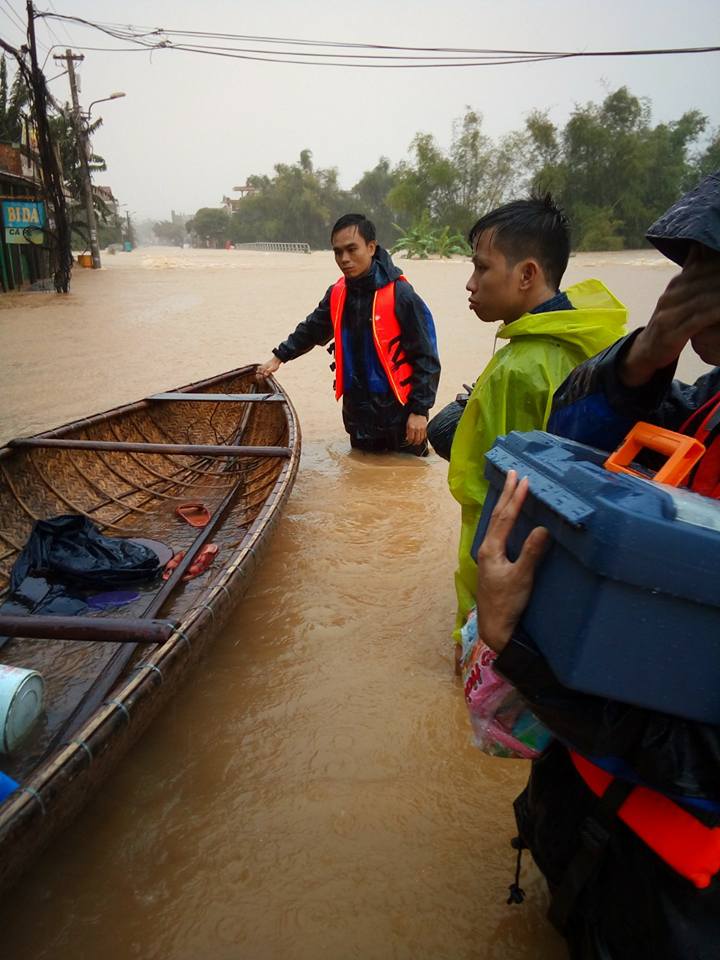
[549,329,720,452]
[273,247,440,440]
[494,335,720,958]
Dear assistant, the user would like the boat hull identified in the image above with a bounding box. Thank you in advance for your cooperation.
[0,364,300,893]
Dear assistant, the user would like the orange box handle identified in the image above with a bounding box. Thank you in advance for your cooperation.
[604,422,706,487]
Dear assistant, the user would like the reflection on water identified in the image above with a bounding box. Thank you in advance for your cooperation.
[0,248,686,958]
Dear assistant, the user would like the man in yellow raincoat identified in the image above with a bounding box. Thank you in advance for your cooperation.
[441,195,627,648]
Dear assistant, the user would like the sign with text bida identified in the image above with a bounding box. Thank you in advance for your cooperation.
[2,200,46,244]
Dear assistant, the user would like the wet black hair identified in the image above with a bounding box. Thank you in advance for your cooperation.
[468,194,570,289]
[331,213,376,244]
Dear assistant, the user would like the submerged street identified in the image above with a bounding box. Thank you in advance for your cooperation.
[0,247,693,959]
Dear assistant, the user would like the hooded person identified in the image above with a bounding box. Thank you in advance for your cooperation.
[550,169,720,459]
[439,194,627,652]
[476,171,720,959]
[257,213,440,455]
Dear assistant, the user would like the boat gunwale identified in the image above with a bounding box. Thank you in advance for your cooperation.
[0,363,266,462]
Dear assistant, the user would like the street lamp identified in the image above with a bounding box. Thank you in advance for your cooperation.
[87,91,126,121]
[76,91,126,269]
[120,204,136,250]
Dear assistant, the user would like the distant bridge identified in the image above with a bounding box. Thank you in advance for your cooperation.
[233,242,311,254]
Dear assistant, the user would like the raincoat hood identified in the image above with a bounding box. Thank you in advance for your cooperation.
[646,170,720,266]
[496,279,627,353]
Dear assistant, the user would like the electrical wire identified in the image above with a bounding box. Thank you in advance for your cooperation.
[33,11,720,68]
[0,0,26,35]
[0,8,24,41]
[0,0,55,60]
[47,0,75,46]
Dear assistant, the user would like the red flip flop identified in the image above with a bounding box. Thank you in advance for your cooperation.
[182,543,219,581]
[175,501,211,528]
[162,544,219,582]
[162,550,186,581]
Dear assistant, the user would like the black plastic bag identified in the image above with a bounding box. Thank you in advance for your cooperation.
[10,515,162,593]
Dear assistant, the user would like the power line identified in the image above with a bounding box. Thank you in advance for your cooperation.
[0,0,26,35]
[0,0,53,59]
[42,16,62,45]
[47,0,74,45]
[33,12,720,68]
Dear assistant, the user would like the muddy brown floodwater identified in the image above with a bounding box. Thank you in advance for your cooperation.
[0,248,706,959]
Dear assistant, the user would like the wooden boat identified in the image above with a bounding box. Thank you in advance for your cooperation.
[0,364,300,893]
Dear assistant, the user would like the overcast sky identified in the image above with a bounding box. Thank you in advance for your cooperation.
[3,0,719,221]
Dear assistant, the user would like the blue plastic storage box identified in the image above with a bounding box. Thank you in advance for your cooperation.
[472,431,720,724]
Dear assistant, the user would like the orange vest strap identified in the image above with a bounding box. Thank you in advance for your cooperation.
[569,750,720,889]
[329,277,347,400]
[329,275,414,405]
[687,393,720,498]
[371,277,413,405]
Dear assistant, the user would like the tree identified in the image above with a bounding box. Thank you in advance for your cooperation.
[187,207,231,247]
[47,106,117,250]
[153,219,186,246]
[385,109,530,241]
[692,127,720,182]
[0,55,28,143]
[387,132,457,228]
[527,87,709,249]
[391,212,470,259]
[97,214,122,249]
[350,157,399,242]
[229,151,350,248]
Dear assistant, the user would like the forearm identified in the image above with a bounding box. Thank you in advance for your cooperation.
[406,355,440,416]
[549,332,676,449]
[550,331,720,443]
[274,294,333,362]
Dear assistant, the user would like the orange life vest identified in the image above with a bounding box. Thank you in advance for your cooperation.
[566,401,720,889]
[569,751,720,889]
[329,275,414,405]
[683,391,720,498]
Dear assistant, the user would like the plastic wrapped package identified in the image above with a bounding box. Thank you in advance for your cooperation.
[460,607,551,759]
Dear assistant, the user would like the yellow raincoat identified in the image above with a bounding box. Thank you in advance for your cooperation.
[448,279,628,641]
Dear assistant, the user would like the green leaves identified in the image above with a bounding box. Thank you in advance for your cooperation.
[187,207,231,245]
[0,54,29,143]
[176,89,717,254]
[391,214,470,259]
[527,86,716,250]
[226,150,350,248]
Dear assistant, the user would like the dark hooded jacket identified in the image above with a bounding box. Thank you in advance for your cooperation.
[273,246,440,440]
[549,328,720,452]
[497,629,720,959]
[492,337,720,958]
[494,172,720,957]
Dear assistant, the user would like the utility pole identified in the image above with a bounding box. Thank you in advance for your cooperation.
[55,49,101,269]
[23,1,74,291]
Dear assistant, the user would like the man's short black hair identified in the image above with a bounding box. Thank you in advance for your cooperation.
[468,194,570,289]
[331,213,376,244]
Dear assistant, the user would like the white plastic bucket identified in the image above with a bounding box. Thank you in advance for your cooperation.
[0,664,44,753]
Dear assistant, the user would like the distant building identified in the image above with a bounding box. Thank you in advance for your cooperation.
[221,195,240,214]
[0,121,51,292]
[221,182,256,214]
[94,184,118,217]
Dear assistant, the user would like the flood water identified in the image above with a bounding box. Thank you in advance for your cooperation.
[0,247,701,959]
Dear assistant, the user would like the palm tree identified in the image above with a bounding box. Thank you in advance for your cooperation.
[0,54,29,143]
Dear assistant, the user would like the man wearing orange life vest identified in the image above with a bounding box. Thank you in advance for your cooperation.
[477,174,720,959]
[257,213,440,454]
